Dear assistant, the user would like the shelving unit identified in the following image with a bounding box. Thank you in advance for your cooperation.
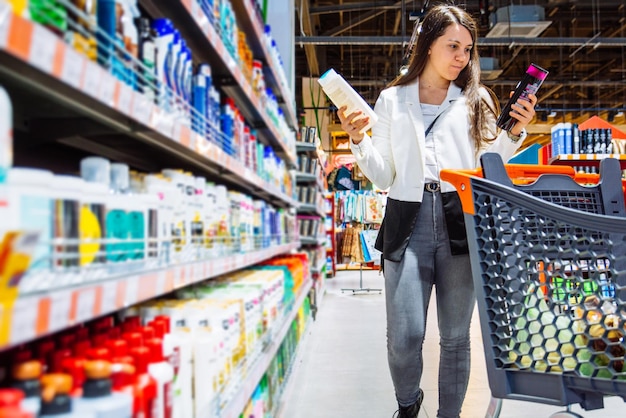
[296,126,328,313]
[0,1,308,417]
[324,192,337,277]
[548,153,626,169]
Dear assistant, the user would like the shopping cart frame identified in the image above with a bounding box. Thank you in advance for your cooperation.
[441,154,626,414]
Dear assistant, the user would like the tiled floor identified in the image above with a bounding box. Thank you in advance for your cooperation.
[277,269,626,418]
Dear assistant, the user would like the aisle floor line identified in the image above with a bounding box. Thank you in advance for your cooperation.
[278,269,625,418]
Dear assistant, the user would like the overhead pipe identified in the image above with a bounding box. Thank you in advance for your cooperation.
[295,36,626,47]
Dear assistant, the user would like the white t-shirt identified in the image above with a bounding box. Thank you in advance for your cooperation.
[421,103,440,183]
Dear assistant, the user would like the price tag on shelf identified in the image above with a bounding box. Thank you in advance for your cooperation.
[29,24,56,74]
[0,3,12,49]
[132,92,153,126]
[124,276,139,307]
[137,275,155,302]
[60,46,84,89]
[155,272,166,295]
[116,82,133,115]
[82,61,102,99]
[48,291,71,335]
[10,297,38,344]
[72,287,97,324]
[101,280,118,314]
[99,71,116,108]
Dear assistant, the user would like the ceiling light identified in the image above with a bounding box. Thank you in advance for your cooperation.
[487,5,552,38]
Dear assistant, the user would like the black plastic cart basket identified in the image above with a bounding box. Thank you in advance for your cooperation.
[440,153,626,417]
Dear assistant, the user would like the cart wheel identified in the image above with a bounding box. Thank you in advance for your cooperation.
[485,396,502,418]
[549,412,583,418]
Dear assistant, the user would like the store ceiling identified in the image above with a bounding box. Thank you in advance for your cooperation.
[294,0,626,149]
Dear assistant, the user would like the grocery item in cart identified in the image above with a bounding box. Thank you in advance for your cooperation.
[440,153,626,411]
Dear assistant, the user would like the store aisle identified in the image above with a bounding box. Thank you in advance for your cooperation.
[278,269,626,418]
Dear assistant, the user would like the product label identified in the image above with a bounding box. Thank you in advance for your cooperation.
[106,209,128,262]
[53,198,79,269]
[20,195,52,270]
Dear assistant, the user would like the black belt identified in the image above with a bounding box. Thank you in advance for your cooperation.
[424,182,441,193]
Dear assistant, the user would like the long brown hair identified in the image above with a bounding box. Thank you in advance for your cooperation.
[389,4,499,148]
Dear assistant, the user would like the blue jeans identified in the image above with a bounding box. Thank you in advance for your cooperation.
[383,190,475,418]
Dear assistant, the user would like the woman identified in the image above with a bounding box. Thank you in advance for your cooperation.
[337,4,537,418]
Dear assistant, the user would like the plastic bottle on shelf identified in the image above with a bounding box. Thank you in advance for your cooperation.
[152,19,175,111]
[192,65,209,137]
[151,316,190,418]
[119,0,140,89]
[128,346,158,418]
[144,175,175,266]
[145,338,174,418]
[40,373,93,418]
[79,159,109,279]
[112,163,146,263]
[10,360,42,416]
[51,174,86,287]
[161,170,190,262]
[136,17,158,102]
[4,168,54,292]
[28,0,67,37]
[73,360,133,417]
[67,0,98,61]
[0,388,33,418]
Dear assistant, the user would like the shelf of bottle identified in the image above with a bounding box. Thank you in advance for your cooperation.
[297,202,325,217]
[548,153,626,168]
[216,276,313,418]
[175,0,297,165]
[299,236,326,247]
[230,0,298,130]
[0,5,296,207]
[295,141,318,153]
[0,240,300,352]
[296,171,325,192]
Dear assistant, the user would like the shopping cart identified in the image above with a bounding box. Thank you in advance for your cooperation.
[440,153,626,418]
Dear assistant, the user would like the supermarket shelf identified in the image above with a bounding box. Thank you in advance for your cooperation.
[218,277,314,418]
[141,0,297,165]
[230,0,298,130]
[271,315,314,417]
[295,141,317,153]
[300,236,326,246]
[2,241,300,352]
[297,202,325,217]
[296,171,325,191]
[0,5,295,207]
[548,153,626,168]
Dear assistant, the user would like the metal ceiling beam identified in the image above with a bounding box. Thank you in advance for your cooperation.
[321,1,404,37]
[346,79,625,87]
[310,1,398,15]
[296,36,626,46]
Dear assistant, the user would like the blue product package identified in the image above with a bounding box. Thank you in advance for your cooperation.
[97,0,116,69]
[192,68,208,136]
[152,18,175,111]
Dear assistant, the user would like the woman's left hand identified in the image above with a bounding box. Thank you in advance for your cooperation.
[508,93,537,136]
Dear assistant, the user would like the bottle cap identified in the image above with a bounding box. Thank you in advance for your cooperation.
[0,388,24,406]
[84,360,112,380]
[86,347,110,361]
[141,326,156,341]
[105,340,128,358]
[12,360,42,381]
[40,373,73,402]
[123,331,144,349]
[146,339,164,363]
[80,156,111,185]
[129,346,150,374]
[110,163,130,193]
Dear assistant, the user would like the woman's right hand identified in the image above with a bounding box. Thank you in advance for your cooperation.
[337,106,368,145]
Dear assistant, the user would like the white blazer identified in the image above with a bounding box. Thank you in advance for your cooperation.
[351,79,523,202]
